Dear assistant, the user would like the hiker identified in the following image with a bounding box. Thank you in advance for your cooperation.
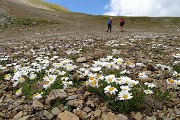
[120,17,125,32]
[107,17,112,32]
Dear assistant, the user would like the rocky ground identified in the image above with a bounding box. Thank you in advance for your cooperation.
[0,0,180,120]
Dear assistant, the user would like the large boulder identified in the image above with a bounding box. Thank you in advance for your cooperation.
[57,111,79,120]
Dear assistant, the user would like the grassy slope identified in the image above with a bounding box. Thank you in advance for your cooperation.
[16,0,69,12]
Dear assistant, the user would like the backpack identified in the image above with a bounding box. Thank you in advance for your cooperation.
[108,19,111,24]
[122,19,125,24]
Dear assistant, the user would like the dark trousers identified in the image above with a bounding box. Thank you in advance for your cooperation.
[107,24,111,32]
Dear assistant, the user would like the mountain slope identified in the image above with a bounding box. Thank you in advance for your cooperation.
[14,0,69,12]
[0,0,70,19]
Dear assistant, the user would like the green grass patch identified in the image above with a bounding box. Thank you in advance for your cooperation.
[22,78,42,99]
[50,98,67,109]
[173,64,180,73]
[43,78,63,96]
[14,18,52,26]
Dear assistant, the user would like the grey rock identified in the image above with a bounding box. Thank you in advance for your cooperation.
[57,111,79,120]
[175,107,180,115]
[51,107,61,116]
[117,114,128,120]
[0,112,5,118]
[13,111,23,120]
[83,107,92,113]
[66,87,77,93]
[101,112,119,120]
[13,101,23,107]
[94,109,101,118]
[86,100,95,108]
[43,110,54,120]
[67,99,84,107]
[19,115,31,120]
[73,109,87,120]
[32,100,44,110]
[76,57,87,63]
[146,116,156,120]
[66,95,78,100]
[23,105,33,112]
[45,89,67,105]
[133,112,143,120]
[147,63,156,71]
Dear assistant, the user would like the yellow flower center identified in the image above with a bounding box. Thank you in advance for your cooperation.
[33,93,38,97]
[124,88,128,90]
[56,63,60,66]
[68,66,72,68]
[123,94,128,99]
[86,81,89,86]
[96,75,100,79]
[117,78,121,81]
[16,89,21,93]
[125,80,128,83]
[91,80,97,85]
[4,74,9,79]
[126,61,131,64]
[109,87,114,91]
[49,78,53,81]
[89,77,94,81]
[117,60,122,63]
[19,77,24,82]
[108,78,112,82]
[45,81,49,85]
[108,63,112,66]
[168,78,174,83]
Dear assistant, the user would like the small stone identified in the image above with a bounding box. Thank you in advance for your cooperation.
[23,111,27,116]
[94,109,101,118]
[73,109,87,120]
[0,112,5,118]
[146,116,156,120]
[167,108,176,117]
[175,107,180,115]
[51,107,61,116]
[177,104,180,108]
[90,114,95,120]
[57,111,79,120]
[13,111,23,120]
[19,115,31,120]
[66,87,77,93]
[147,64,156,71]
[83,107,92,113]
[117,114,128,120]
[76,57,87,63]
[76,87,85,94]
[86,100,94,108]
[67,99,84,107]
[101,112,119,120]
[133,112,143,120]
[23,105,33,112]
[83,91,91,97]
[43,110,54,120]
[66,95,78,100]
[77,95,84,100]
[32,100,44,110]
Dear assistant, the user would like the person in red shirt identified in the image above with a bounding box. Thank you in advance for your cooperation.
[120,17,125,32]
[107,17,113,32]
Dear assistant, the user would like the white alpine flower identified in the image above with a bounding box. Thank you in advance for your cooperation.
[104,85,118,95]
